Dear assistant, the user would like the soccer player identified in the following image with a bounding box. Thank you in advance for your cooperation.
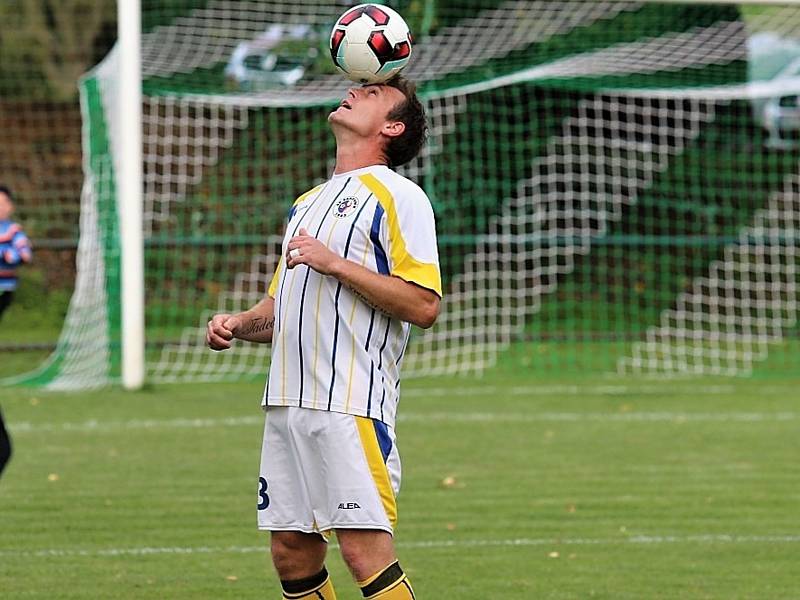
[207,75,439,600]
[0,185,33,322]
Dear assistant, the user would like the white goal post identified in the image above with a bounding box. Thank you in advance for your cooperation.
[118,0,145,390]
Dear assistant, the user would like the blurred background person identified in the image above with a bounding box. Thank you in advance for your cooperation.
[0,185,32,322]
[0,184,32,479]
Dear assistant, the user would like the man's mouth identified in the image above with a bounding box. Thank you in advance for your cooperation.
[340,100,352,110]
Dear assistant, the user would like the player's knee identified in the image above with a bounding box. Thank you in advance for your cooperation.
[338,534,395,581]
[270,534,305,573]
[270,532,326,580]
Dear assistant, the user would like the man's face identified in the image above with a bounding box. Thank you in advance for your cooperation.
[0,193,13,221]
[328,83,405,138]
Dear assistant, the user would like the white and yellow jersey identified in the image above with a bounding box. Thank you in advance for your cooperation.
[263,165,441,427]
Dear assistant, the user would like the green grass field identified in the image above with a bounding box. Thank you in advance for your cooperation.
[0,372,798,599]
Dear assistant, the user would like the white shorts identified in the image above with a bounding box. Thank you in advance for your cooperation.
[257,406,402,536]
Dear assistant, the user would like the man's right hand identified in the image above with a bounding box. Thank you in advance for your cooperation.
[206,313,241,351]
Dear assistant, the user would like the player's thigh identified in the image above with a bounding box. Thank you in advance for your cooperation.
[336,528,396,580]
[258,407,316,532]
[270,530,328,580]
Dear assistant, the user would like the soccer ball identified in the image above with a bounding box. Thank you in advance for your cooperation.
[329,4,412,84]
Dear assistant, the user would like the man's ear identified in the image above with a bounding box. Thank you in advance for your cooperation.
[382,120,406,138]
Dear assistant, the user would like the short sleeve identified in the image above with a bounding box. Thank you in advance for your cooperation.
[363,174,442,297]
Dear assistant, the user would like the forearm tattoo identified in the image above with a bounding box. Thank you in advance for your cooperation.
[241,316,275,335]
[351,287,382,312]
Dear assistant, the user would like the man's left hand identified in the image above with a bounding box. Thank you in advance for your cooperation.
[286,228,342,275]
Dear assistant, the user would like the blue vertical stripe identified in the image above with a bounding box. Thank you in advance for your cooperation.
[364,309,377,419]
[365,201,390,419]
[364,309,376,351]
[369,203,389,275]
[343,194,371,255]
[376,317,392,421]
[377,316,391,370]
[366,364,374,418]
[326,282,344,411]
[396,326,411,368]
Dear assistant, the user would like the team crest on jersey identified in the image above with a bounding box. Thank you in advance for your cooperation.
[333,196,359,218]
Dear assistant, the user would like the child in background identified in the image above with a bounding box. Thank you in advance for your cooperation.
[0,184,31,478]
[0,185,33,321]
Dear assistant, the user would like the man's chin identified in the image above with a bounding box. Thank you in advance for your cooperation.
[328,111,353,130]
[329,105,351,120]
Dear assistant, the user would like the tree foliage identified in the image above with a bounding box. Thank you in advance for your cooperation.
[0,0,115,100]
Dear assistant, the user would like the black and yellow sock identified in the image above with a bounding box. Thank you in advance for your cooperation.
[281,566,337,599]
[358,561,414,599]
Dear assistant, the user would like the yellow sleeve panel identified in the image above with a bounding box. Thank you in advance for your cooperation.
[268,256,284,298]
[359,173,442,297]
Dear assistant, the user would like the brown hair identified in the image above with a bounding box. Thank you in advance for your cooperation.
[383,76,427,167]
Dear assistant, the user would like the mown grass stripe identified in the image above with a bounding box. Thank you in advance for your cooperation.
[3,534,799,559]
[8,411,798,433]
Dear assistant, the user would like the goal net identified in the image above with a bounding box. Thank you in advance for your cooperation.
[19,1,800,388]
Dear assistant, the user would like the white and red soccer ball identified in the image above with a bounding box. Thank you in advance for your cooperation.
[329,4,413,84]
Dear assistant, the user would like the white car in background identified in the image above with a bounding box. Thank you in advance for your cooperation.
[749,33,800,148]
[761,85,800,149]
[225,24,320,90]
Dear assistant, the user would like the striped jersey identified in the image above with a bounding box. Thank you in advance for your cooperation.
[0,220,32,291]
[263,165,441,427]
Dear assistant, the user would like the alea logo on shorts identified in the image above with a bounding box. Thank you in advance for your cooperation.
[338,502,361,509]
[333,196,359,218]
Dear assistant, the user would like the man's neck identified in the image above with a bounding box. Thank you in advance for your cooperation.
[332,136,387,175]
